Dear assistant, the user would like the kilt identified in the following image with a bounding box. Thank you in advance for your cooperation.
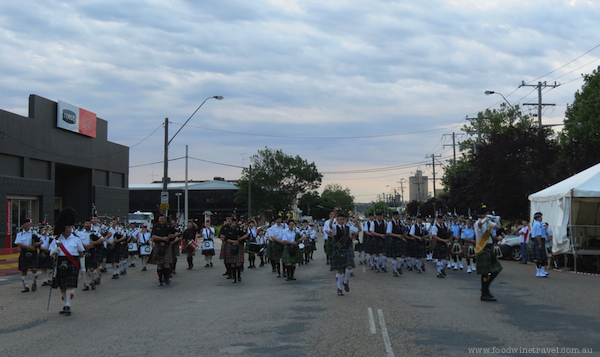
[531,238,547,263]
[201,249,215,256]
[93,247,105,263]
[282,245,304,264]
[269,242,284,260]
[248,243,262,255]
[331,245,356,270]
[18,251,38,271]
[118,243,129,259]
[476,244,503,275]
[148,243,174,265]
[414,239,427,259]
[405,240,415,257]
[54,257,79,288]
[219,241,227,259]
[387,238,406,258]
[324,238,334,256]
[37,250,54,269]
[354,240,363,252]
[462,242,475,258]
[224,243,244,264]
[432,240,449,260]
[84,251,98,269]
[105,245,119,263]
[305,241,316,253]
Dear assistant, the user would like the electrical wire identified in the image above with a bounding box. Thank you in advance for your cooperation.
[188,156,246,169]
[526,43,600,84]
[129,156,185,168]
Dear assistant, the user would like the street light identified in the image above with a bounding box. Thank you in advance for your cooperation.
[162,96,223,216]
[175,192,182,222]
[542,122,582,128]
[484,91,523,120]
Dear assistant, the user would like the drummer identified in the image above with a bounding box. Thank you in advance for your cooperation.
[255,228,267,267]
[201,221,216,267]
[137,226,151,271]
[246,221,259,269]
[182,220,199,270]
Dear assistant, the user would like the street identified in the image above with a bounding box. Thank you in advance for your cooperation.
[1,235,599,357]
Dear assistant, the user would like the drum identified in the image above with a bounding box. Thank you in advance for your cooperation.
[186,241,200,254]
[248,244,261,254]
[202,240,214,251]
[258,247,266,256]
[140,245,153,255]
[128,243,138,252]
[451,241,462,255]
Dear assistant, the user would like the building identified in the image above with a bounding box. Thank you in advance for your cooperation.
[0,95,129,248]
[409,170,429,202]
[129,178,247,224]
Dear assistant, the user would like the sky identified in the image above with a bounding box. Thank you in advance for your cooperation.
[1,0,599,203]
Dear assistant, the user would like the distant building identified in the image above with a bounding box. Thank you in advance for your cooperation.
[409,170,429,202]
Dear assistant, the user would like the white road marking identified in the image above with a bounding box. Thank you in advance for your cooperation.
[378,309,395,357]
[367,307,376,334]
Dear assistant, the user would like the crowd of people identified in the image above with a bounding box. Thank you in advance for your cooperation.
[12,205,554,315]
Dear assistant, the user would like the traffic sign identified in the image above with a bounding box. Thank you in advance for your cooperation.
[161,192,168,204]
[160,203,170,210]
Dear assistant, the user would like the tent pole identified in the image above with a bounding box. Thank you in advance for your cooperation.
[570,188,575,272]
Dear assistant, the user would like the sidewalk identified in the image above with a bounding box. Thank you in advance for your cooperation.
[0,248,20,276]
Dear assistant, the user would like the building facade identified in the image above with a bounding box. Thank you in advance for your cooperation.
[409,170,429,202]
[0,95,129,248]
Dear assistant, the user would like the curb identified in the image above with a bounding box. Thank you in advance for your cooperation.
[551,268,600,277]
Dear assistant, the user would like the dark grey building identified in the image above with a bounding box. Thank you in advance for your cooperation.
[0,94,129,248]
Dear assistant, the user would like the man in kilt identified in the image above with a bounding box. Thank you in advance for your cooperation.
[223,220,248,283]
[450,217,464,270]
[386,211,406,277]
[279,220,305,281]
[77,219,99,291]
[323,211,336,267]
[363,213,375,267]
[267,219,285,277]
[105,220,120,279]
[14,219,41,292]
[369,212,388,273]
[531,212,549,278]
[402,217,414,271]
[431,215,451,278]
[149,214,176,286]
[461,219,477,273]
[329,212,358,296]
[409,216,428,273]
[38,225,55,286]
[219,215,233,278]
[474,206,503,301]
[300,220,315,264]
[49,207,85,316]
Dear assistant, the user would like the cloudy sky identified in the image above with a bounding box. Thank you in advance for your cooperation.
[1,0,599,203]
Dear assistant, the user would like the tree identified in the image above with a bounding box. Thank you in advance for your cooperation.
[558,65,600,176]
[320,183,355,213]
[235,147,323,218]
[364,201,394,217]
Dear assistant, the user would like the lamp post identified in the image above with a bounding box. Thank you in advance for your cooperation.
[542,122,582,128]
[484,91,523,121]
[161,96,223,216]
[175,192,182,222]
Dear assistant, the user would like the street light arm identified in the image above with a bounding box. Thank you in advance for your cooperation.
[168,96,223,146]
[484,91,522,121]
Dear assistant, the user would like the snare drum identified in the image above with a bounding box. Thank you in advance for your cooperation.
[186,241,200,254]
[248,244,261,254]
[140,245,153,255]
[128,243,138,252]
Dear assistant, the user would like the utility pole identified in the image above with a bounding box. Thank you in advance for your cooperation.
[519,81,559,128]
[248,165,252,221]
[426,154,441,198]
[443,133,460,175]
[397,179,406,210]
[162,118,169,216]
[466,114,487,155]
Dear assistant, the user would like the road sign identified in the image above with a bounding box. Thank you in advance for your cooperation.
[161,192,168,204]
[160,203,170,210]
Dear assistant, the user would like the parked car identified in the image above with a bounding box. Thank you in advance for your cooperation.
[499,232,522,261]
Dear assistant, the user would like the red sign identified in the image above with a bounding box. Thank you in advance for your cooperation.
[79,107,97,138]
[6,199,11,248]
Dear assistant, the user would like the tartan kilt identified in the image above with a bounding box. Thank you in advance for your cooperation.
[414,240,427,258]
[405,240,415,257]
[18,251,39,271]
[476,245,502,275]
[225,243,244,264]
[364,236,379,254]
[84,250,98,269]
[118,243,129,259]
[219,241,227,259]
[432,241,449,259]
[282,245,304,264]
[268,242,284,260]
[354,240,364,252]
[331,245,356,270]
[387,238,406,258]
[324,238,334,256]
[531,238,547,263]
[462,242,475,258]
[105,245,119,263]
[148,243,174,265]
[37,250,54,269]
[54,257,79,288]
[305,241,316,253]
[94,247,105,263]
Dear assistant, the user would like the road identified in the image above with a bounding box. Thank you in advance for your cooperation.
[1,235,599,357]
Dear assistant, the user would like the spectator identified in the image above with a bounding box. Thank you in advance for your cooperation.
[544,223,553,270]
[518,221,530,264]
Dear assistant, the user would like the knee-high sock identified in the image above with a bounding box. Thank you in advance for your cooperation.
[336,273,343,290]
[392,259,397,272]
[370,255,375,266]
[399,258,405,267]
[375,256,380,268]
[436,261,442,274]
[112,263,118,275]
[344,268,352,284]
[381,255,387,268]
[65,289,74,307]
[21,272,28,288]
[415,259,421,270]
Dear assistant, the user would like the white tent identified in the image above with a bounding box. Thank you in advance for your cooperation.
[529,163,600,254]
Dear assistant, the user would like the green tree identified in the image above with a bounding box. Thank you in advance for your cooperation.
[364,201,393,217]
[235,147,323,218]
[558,65,600,176]
[320,183,355,213]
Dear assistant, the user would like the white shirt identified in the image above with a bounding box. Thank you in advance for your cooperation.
[475,219,497,244]
[282,228,297,242]
[545,228,553,248]
[77,230,92,246]
[107,227,118,243]
[519,226,530,244]
[323,219,336,240]
[49,234,84,256]
[386,220,401,234]
[14,229,34,246]
[330,223,359,236]
[409,223,426,236]
[270,224,284,240]
[138,231,151,245]
[201,227,216,240]
[40,234,52,250]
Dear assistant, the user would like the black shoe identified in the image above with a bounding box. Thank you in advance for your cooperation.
[393,272,398,277]
[142,267,147,271]
[91,281,96,290]
[381,267,388,273]
[398,266,403,275]
[441,269,446,277]
[223,272,229,276]
[112,274,119,279]
[370,266,374,270]
[343,282,350,292]
[21,287,29,293]
[83,284,90,291]
[337,289,344,296]
[422,265,426,272]
[437,273,445,278]
[205,264,210,267]
[277,273,281,278]
[259,262,264,267]
[172,270,177,275]
[359,261,363,265]
[375,269,380,273]
[42,281,49,286]
[226,275,233,279]
[417,268,422,273]
[158,280,164,286]
[407,267,413,271]
[210,262,213,267]
[238,275,242,282]
[101,268,107,273]
[96,277,101,285]
[60,306,71,315]
[187,266,192,270]
[286,277,291,281]
[480,295,497,302]
[165,278,171,285]
[32,281,37,292]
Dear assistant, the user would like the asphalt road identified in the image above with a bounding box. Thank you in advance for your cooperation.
[1,236,599,357]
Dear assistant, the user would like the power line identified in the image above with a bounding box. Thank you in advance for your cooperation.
[188,156,246,169]
[527,43,600,84]
[129,156,185,168]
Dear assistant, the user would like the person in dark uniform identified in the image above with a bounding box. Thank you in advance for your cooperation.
[369,212,387,273]
[329,212,358,296]
[431,215,451,278]
[409,216,428,273]
[475,206,503,301]
[14,218,41,292]
[38,225,54,286]
[149,214,176,286]
[386,211,406,277]
[224,220,248,283]
[219,215,233,278]
[49,207,85,316]
[182,220,198,270]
